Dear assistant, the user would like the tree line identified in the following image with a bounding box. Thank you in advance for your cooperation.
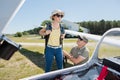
[14,19,120,37]
[77,19,120,35]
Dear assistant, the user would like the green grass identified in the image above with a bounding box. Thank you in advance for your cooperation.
[8,35,44,43]
[0,45,74,80]
[0,36,119,80]
[0,46,45,80]
[98,44,120,59]
[7,35,92,43]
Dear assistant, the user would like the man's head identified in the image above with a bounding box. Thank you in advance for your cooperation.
[77,35,88,47]
[78,35,88,43]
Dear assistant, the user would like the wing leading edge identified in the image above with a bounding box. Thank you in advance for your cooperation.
[0,0,25,34]
[65,29,120,47]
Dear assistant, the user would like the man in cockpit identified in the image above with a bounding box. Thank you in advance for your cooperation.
[63,35,89,65]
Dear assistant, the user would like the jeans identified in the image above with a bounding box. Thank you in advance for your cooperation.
[45,46,63,72]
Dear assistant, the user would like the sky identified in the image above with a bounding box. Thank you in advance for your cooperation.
[3,0,120,34]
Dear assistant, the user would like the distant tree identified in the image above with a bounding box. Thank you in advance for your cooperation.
[41,20,51,26]
[22,31,29,35]
[105,21,112,31]
[33,28,40,34]
[28,30,34,34]
[14,32,23,37]
[20,20,120,36]
[117,20,120,27]
[98,19,105,34]
[112,20,118,28]
[79,21,86,27]
[79,27,83,32]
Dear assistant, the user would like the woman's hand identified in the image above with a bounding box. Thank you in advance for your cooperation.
[46,30,51,35]
[39,28,46,36]
[61,34,65,39]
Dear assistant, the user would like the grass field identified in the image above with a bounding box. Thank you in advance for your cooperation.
[0,35,120,80]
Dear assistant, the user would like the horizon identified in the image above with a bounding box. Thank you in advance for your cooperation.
[2,0,120,34]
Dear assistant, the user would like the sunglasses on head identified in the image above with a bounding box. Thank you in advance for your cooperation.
[54,14,63,18]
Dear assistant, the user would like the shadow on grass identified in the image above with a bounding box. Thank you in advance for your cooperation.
[19,48,45,70]
[19,48,73,71]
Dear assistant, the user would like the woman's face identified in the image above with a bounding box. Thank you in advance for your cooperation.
[52,13,63,22]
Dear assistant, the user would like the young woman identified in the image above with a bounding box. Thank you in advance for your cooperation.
[40,9,65,72]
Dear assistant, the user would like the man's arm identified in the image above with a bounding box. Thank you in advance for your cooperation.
[63,50,73,59]
[70,56,85,65]
[63,50,85,65]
